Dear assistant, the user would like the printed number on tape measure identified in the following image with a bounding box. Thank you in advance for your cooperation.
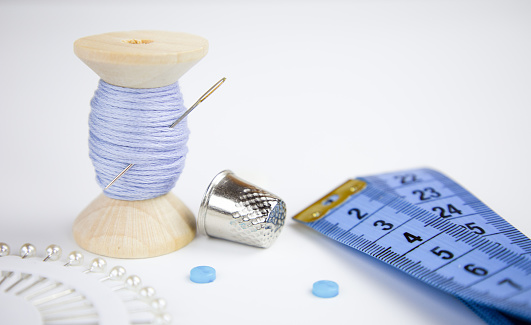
[294,168,531,322]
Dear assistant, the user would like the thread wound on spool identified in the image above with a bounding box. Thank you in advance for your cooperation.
[89,80,189,201]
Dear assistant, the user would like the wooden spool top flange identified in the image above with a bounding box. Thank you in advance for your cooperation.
[74,30,209,88]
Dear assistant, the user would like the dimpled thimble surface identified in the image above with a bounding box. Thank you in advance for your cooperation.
[198,170,286,248]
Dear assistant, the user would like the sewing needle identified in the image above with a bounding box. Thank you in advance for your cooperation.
[104,77,226,190]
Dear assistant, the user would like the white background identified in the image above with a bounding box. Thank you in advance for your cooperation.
[1,0,530,324]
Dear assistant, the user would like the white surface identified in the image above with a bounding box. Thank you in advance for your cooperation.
[0,1,530,324]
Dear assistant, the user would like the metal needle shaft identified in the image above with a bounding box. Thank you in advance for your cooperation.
[105,77,226,190]
[170,77,226,128]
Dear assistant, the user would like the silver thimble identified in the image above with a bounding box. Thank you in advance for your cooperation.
[198,170,286,248]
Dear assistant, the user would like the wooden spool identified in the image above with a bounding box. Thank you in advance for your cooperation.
[73,30,208,258]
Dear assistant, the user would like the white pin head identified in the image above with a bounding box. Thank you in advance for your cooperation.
[153,313,172,325]
[84,257,107,274]
[64,251,84,267]
[0,243,10,257]
[100,266,127,282]
[151,298,167,312]
[139,286,156,301]
[43,244,62,262]
[20,243,36,259]
[124,275,142,291]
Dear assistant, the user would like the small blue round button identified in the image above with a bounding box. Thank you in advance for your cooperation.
[312,280,339,298]
[190,266,216,284]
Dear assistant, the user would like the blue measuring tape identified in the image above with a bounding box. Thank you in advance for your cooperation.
[294,168,531,324]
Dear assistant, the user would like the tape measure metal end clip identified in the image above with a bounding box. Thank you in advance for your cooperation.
[293,179,366,223]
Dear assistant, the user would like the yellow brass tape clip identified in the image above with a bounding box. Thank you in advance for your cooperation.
[293,179,367,223]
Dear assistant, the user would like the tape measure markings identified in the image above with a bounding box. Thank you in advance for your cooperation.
[308,197,531,309]
[362,168,531,254]
[295,169,531,321]
[471,264,515,290]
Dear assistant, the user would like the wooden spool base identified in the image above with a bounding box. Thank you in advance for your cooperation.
[73,193,196,258]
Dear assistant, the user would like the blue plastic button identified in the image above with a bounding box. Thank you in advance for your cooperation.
[312,280,339,298]
[190,266,216,284]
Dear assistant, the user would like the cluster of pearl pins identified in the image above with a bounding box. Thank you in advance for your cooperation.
[0,242,171,325]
